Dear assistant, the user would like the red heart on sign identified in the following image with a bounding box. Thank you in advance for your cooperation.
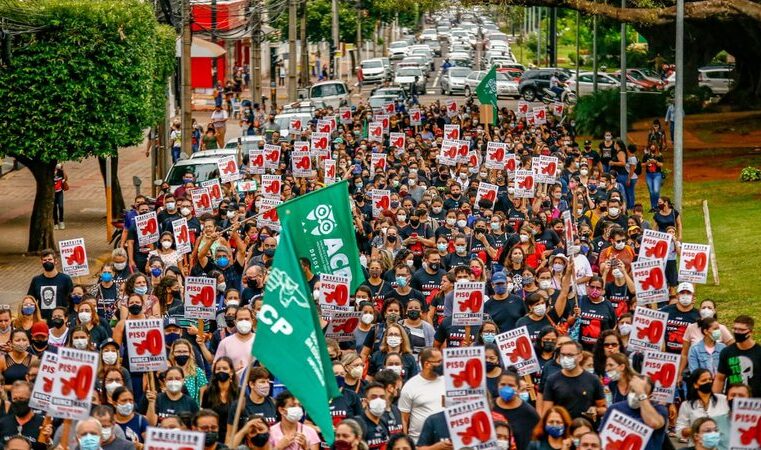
[341,110,351,121]
[141,218,157,235]
[327,165,335,178]
[263,209,278,221]
[641,267,664,290]
[266,180,280,194]
[134,329,163,355]
[392,136,404,148]
[295,156,311,169]
[375,196,389,210]
[457,411,492,445]
[66,245,85,265]
[191,285,215,307]
[459,290,483,313]
[458,144,468,157]
[319,123,330,133]
[448,101,457,111]
[334,317,359,333]
[451,358,483,389]
[43,377,53,393]
[490,147,504,161]
[645,241,668,259]
[445,145,457,158]
[381,118,389,129]
[60,364,93,400]
[210,184,221,199]
[740,417,761,446]
[197,194,210,209]
[385,103,395,114]
[650,362,676,387]
[222,160,236,174]
[372,126,381,137]
[375,158,386,170]
[507,335,533,362]
[252,154,264,167]
[482,189,496,202]
[541,162,556,175]
[177,225,189,243]
[636,320,664,344]
[266,150,279,162]
[469,153,478,167]
[606,434,644,450]
[325,284,349,306]
[505,158,516,171]
[412,111,420,122]
[292,120,301,130]
[447,129,458,139]
[518,176,534,189]
[686,252,707,271]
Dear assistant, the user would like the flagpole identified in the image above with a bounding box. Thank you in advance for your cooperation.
[227,362,253,447]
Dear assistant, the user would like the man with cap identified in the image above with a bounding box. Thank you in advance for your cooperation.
[659,282,700,355]
[163,317,205,367]
[29,323,52,357]
[581,139,602,174]
[484,272,525,333]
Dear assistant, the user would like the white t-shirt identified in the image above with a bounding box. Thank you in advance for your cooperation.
[397,374,445,441]
[573,254,594,296]
[211,109,229,129]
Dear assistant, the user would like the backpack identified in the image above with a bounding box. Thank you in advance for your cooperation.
[634,156,642,176]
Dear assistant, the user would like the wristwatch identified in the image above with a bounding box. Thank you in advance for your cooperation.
[637,393,648,402]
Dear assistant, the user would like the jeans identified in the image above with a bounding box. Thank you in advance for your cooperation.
[53,190,64,224]
[623,177,637,211]
[171,146,181,163]
[646,171,663,210]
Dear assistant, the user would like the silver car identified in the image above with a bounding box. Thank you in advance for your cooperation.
[440,67,471,95]
[394,67,426,94]
[463,70,519,98]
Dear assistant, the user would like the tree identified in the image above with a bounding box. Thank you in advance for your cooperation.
[498,0,761,103]
[0,0,175,252]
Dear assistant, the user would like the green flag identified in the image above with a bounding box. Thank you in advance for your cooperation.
[277,180,366,291]
[253,200,341,444]
[476,65,499,124]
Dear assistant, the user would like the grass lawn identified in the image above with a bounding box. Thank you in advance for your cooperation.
[636,148,761,329]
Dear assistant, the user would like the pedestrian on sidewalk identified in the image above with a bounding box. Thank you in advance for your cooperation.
[191,118,202,154]
[211,105,228,147]
[357,65,364,90]
[278,64,286,86]
[169,121,182,163]
[202,126,219,150]
[53,163,68,229]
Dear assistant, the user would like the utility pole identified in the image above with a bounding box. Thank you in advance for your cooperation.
[211,0,217,83]
[181,0,192,157]
[300,0,309,87]
[575,10,580,97]
[356,0,362,62]
[287,0,297,101]
[251,0,261,104]
[331,0,339,79]
[536,8,542,66]
[620,0,627,142]
[548,7,557,66]
[592,16,598,93]
[674,0,684,210]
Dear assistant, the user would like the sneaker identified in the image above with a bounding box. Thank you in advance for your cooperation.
[54,224,59,230]
[60,222,65,230]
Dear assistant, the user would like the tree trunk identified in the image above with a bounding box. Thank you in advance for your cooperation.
[16,156,56,253]
[98,155,126,221]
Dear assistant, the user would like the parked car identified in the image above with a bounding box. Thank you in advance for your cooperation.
[399,56,431,78]
[613,70,663,91]
[388,40,410,60]
[463,70,519,98]
[565,72,620,96]
[394,66,426,94]
[373,86,408,102]
[422,39,441,56]
[360,58,387,84]
[164,157,222,192]
[518,68,571,101]
[274,111,311,139]
[224,135,264,150]
[305,80,351,108]
[440,66,471,95]
[368,94,398,110]
[698,66,734,95]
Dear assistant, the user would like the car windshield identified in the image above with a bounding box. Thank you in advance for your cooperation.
[449,68,470,77]
[390,42,407,49]
[496,73,511,81]
[311,83,346,98]
[397,68,421,77]
[362,60,383,69]
[369,96,396,108]
[166,163,220,185]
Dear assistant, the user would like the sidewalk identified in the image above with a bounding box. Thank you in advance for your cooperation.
[0,112,244,306]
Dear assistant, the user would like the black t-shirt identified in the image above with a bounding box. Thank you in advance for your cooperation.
[658,304,700,354]
[515,315,554,344]
[27,272,73,319]
[353,413,390,450]
[381,406,404,437]
[139,393,199,422]
[488,232,518,254]
[417,411,450,446]
[379,286,425,310]
[717,343,761,397]
[535,229,561,251]
[361,280,388,311]
[492,401,540,450]
[93,282,120,323]
[227,395,278,425]
[126,226,152,272]
[577,296,617,350]
[0,413,46,450]
[442,252,469,270]
[484,294,526,333]
[543,371,605,419]
[410,268,445,304]
[434,316,479,348]
[604,281,634,318]
[582,150,601,169]
[598,142,615,167]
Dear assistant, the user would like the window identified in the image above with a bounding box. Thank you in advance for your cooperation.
[579,74,593,83]
[311,83,346,98]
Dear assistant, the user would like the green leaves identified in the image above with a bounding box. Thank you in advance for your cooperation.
[0,0,175,163]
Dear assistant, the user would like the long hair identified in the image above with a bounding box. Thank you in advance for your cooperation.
[337,419,370,450]
[380,323,413,355]
[204,356,239,408]
[532,405,572,441]
[14,296,43,328]
[170,339,198,377]
[592,330,625,375]
[687,368,716,407]
[78,299,100,327]
[606,352,635,384]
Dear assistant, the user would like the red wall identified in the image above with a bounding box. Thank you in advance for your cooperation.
[191,0,247,32]
[191,56,226,89]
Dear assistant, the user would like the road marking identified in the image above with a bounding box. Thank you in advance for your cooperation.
[432,71,441,88]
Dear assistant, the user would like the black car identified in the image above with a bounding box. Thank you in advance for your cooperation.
[518,68,572,101]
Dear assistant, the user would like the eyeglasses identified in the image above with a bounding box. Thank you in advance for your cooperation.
[614,239,626,243]
[559,353,579,358]
[603,342,619,348]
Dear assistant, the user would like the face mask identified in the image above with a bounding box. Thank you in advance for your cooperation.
[285,406,303,422]
[552,263,565,273]
[116,402,134,416]
[396,215,406,222]
[580,169,589,176]
[105,381,121,394]
[368,397,387,416]
[627,392,642,409]
[361,313,374,325]
[78,311,92,324]
[217,282,227,293]
[407,310,421,320]
[700,307,715,319]
[166,380,183,393]
[707,329,722,342]
[113,262,127,271]
[409,219,420,227]
[78,434,100,450]
[42,261,55,271]
[735,331,751,343]
[560,356,577,370]
[678,294,693,307]
[73,338,89,350]
[236,320,252,334]
[134,286,148,296]
[216,256,229,268]
[22,305,35,316]
[226,300,239,307]
[435,243,448,254]
[702,431,721,449]
[608,207,620,217]
[498,386,515,402]
[387,336,402,347]
[455,245,467,255]
[457,219,467,228]
[101,272,113,283]
[150,267,162,277]
[395,276,408,287]
[533,304,547,317]
[204,432,219,447]
[446,218,457,226]
[607,370,621,381]
[174,355,190,366]
[538,280,552,290]
[612,269,624,279]
[588,288,602,299]
[341,365,361,382]
[161,240,172,249]
[496,440,509,450]
[493,284,507,296]
[101,426,113,442]
[545,424,565,438]
[180,207,192,216]
[128,304,142,315]
[542,341,556,353]
[11,400,30,417]
[520,234,529,243]
[386,313,399,323]
[614,241,626,251]
[619,323,633,336]
[386,365,403,376]
[386,235,397,243]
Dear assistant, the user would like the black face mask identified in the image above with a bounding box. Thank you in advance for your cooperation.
[407,310,421,320]
[204,432,219,446]
[172,291,182,301]
[734,332,750,343]
[428,263,439,271]
[485,362,500,372]
[214,372,231,382]
[542,342,556,353]
[224,316,236,328]
[128,304,142,315]
[409,219,420,227]
[11,400,30,417]
[49,318,65,329]
[263,249,275,258]
[432,363,444,376]
[32,339,48,350]
[697,382,713,394]
[174,355,190,366]
[247,279,258,290]
[42,261,55,271]
[251,432,270,447]
[386,235,397,243]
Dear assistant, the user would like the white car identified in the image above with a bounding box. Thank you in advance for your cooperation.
[394,67,426,94]
[307,80,351,108]
[388,41,409,60]
[566,72,621,96]
[360,58,387,84]
[463,70,519,98]
[420,29,438,41]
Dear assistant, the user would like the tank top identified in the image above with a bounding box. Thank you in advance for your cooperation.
[4,353,32,385]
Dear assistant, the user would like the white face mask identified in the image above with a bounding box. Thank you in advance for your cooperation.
[161,240,172,249]
[350,366,364,379]
[102,351,118,366]
[105,381,122,394]
[386,365,403,375]
[285,406,303,422]
[614,241,626,251]
[560,356,577,370]
[457,219,467,228]
[700,307,715,319]
[533,304,547,317]
[520,234,529,243]
[113,262,127,271]
[446,218,457,226]
[166,380,183,393]
[101,426,113,441]
[116,402,134,416]
[678,294,693,307]
[368,398,387,416]
[619,323,633,336]
[73,338,89,350]
[180,207,192,216]
[387,336,402,348]
[608,207,620,217]
[538,280,552,290]
[78,311,92,324]
[612,268,624,279]
[236,320,253,334]
[361,313,374,325]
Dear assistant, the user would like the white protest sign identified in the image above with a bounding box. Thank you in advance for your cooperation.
[292,151,313,177]
[30,352,58,411]
[452,282,485,326]
[439,140,459,166]
[368,122,383,141]
[678,243,711,284]
[627,307,668,354]
[217,155,241,183]
[125,318,167,372]
[372,189,390,218]
[264,144,281,170]
[200,179,223,208]
[444,346,486,402]
[475,182,499,208]
[485,142,508,170]
[639,229,673,263]
[172,218,192,255]
[641,350,681,403]
[599,409,654,450]
[323,159,337,184]
[444,399,498,450]
[184,276,217,320]
[261,174,282,198]
[514,170,535,198]
[59,238,89,277]
[144,427,204,450]
[49,347,99,420]
[632,259,669,304]
[495,326,540,376]
[191,187,213,216]
[326,312,363,342]
[370,154,387,177]
[319,274,352,315]
[135,211,160,247]
[534,155,558,184]
[257,197,281,231]
[310,132,331,153]
[444,124,460,140]
[729,398,761,450]
[248,148,265,174]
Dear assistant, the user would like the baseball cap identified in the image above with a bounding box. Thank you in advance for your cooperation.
[164,317,180,329]
[31,322,49,338]
[677,282,695,294]
[99,338,120,350]
[584,139,592,146]
[491,272,508,284]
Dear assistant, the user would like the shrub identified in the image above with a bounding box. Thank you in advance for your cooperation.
[740,166,761,182]
[572,89,668,137]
